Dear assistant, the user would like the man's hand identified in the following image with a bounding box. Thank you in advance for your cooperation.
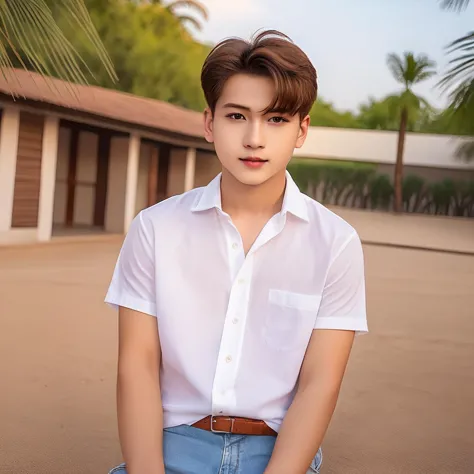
[264,329,355,474]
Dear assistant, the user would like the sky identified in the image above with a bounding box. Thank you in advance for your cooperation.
[187,0,473,113]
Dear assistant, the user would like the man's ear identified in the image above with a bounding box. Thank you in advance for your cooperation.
[203,107,214,143]
[295,114,310,149]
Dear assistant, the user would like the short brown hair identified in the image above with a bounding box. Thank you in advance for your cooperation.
[201,29,318,119]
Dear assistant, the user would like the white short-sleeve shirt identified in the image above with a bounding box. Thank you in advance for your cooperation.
[105,171,368,432]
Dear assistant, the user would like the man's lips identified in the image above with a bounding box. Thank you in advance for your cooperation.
[239,157,268,162]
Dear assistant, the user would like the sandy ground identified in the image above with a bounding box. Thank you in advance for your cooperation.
[1,215,474,473]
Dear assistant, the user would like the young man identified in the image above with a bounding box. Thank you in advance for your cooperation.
[105,30,368,474]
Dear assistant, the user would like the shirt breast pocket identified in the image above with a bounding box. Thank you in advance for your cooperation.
[263,289,322,352]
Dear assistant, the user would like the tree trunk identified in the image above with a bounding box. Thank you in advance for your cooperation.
[394,108,408,213]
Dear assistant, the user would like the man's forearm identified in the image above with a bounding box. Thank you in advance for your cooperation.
[264,385,339,474]
[117,367,165,474]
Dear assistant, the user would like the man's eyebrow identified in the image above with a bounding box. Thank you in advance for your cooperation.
[222,103,292,115]
[222,103,252,111]
[265,107,290,114]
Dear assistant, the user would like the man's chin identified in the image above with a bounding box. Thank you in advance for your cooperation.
[229,169,272,187]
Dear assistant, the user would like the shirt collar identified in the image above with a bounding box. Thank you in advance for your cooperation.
[191,170,309,222]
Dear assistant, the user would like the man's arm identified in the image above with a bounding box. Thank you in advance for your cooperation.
[265,231,368,474]
[264,329,355,474]
[117,306,165,474]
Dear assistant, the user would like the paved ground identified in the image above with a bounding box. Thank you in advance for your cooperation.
[1,213,474,474]
[329,207,474,254]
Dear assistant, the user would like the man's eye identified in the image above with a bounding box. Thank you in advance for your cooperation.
[227,113,245,120]
[269,116,288,123]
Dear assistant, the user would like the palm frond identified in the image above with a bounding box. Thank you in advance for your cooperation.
[447,78,474,119]
[415,71,437,82]
[456,139,474,161]
[0,0,116,94]
[439,0,470,11]
[412,54,437,82]
[439,32,474,90]
[173,13,203,31]
[446,30,474,51]
[387,53,405,84]
[167,0,208,20]
[52,0,116,80]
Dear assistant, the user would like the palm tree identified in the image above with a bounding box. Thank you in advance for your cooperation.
[0,0,116,89]
[386,52,437,212]
[134,0,209,31]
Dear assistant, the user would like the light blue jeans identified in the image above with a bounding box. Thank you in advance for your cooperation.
[108,424,323,474]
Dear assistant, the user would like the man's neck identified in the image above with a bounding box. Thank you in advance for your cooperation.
[220,168,287,218]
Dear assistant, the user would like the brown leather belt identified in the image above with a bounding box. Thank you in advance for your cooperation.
[192,415,277,437]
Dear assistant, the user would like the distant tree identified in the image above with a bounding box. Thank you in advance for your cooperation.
[65,0,210,110]
[358,97,399,131]
[386,52,436,212]
[0,0,116,89]
[309,99,361,129]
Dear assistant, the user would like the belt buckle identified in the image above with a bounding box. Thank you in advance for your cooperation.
[210,415,235,434]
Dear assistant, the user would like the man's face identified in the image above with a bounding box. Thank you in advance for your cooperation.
[204,73,310,186]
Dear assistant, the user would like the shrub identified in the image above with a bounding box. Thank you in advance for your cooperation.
[402,175,426,213]
[287,158,474,217]
[369,175,393,210]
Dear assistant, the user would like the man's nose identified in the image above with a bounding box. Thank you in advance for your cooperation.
[243,121,265,149]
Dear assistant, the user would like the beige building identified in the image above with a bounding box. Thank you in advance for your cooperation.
[0,70,220,246]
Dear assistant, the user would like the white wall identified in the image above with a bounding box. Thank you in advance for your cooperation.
[37,115,59,241]
[295,127,474,170]
[0,107,20,231]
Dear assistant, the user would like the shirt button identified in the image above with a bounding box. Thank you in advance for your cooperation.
[237,278,245,284]
[232,318,239,324]
[232,242,238,250]
[225,355,232,363]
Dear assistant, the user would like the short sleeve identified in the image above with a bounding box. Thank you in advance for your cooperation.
[104,211,157,317]
[314,231,368,335]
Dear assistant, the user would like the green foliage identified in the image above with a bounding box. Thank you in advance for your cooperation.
[309,99,361,129]
[402,174,426,212]
[428,179,474,216]
[287,158,474,217]
[369,175,393,210]
[58,0,210,110]
[357,97,399,131]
